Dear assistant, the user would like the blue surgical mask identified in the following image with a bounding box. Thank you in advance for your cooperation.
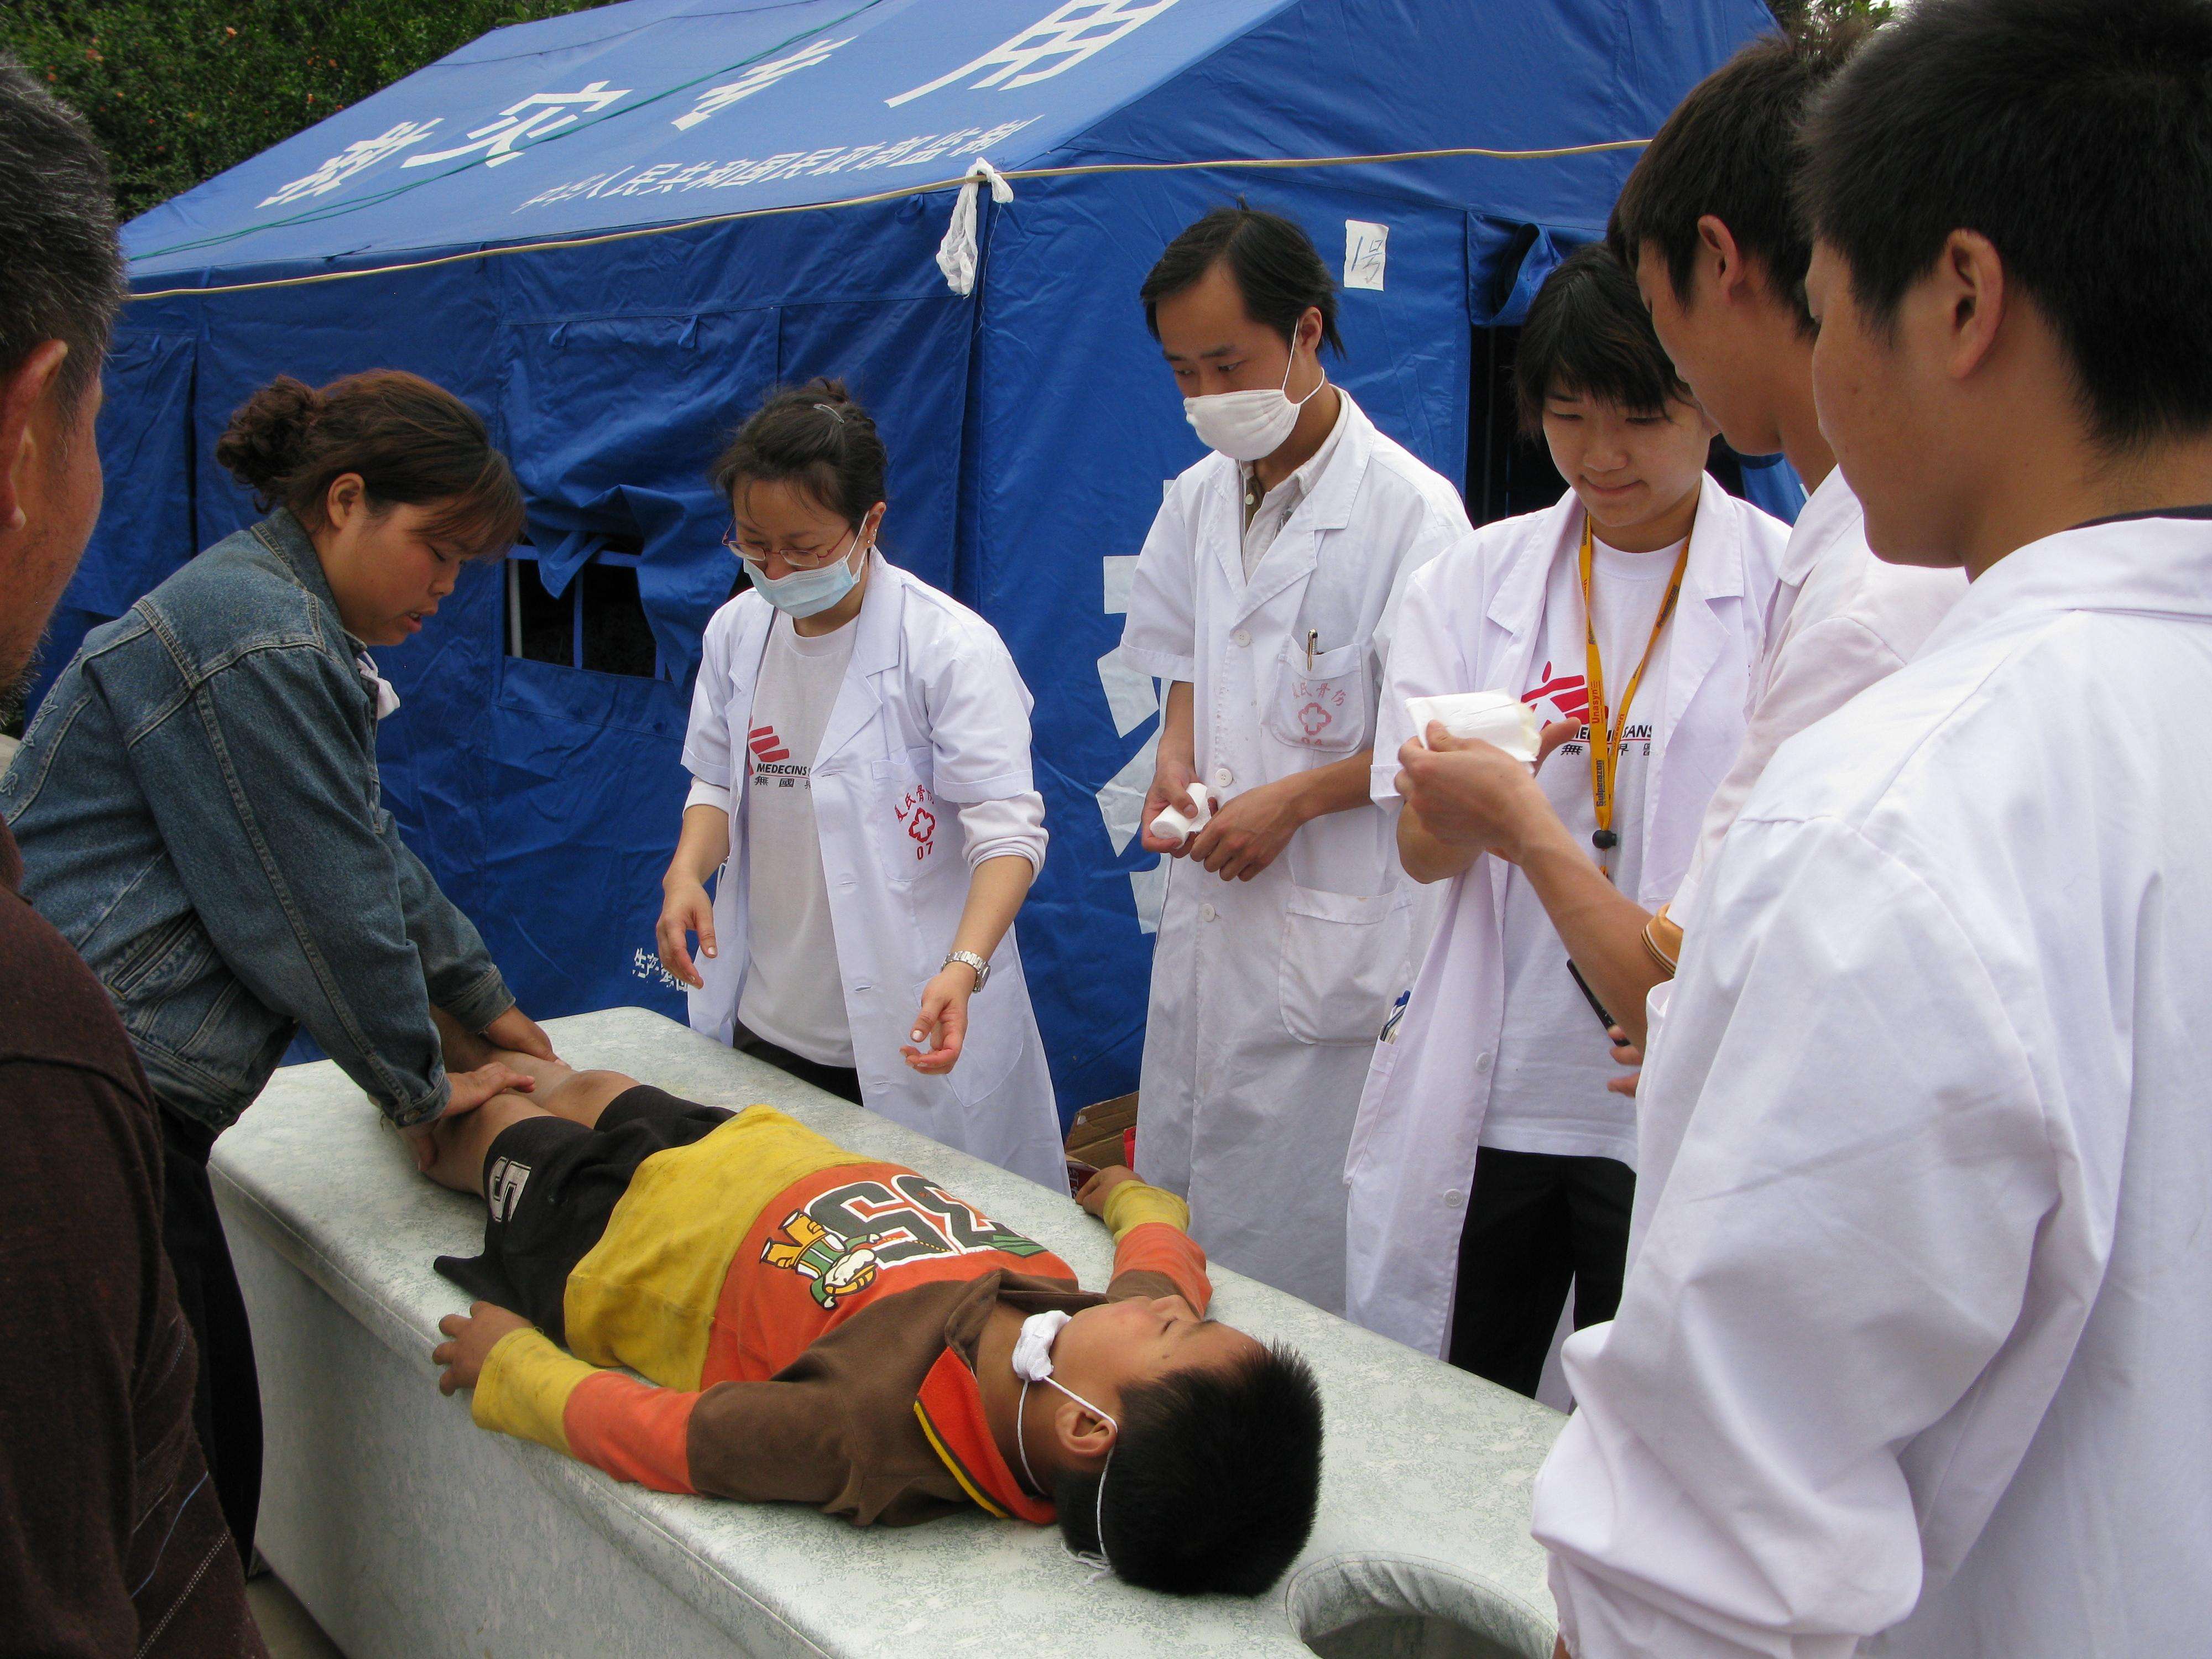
[747,527,868,618]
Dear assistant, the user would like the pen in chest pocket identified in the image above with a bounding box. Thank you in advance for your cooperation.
[1306,629,1317,670]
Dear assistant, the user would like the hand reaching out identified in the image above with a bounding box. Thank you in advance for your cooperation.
[657,879,716,989]
[1075,1164,1141,1217]
[432,1302,534,1394]
[902,963,977,1074]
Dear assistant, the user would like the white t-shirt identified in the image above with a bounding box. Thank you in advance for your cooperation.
[737,612,858,1066]
[1483,534,1681,1163]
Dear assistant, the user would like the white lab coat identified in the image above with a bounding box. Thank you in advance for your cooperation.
[681,555,1063,1188]
[1120,392,1471,1313]
[1342,476,1788,1356]
[1533,516,2212,1658]
[1668,466,1964,927]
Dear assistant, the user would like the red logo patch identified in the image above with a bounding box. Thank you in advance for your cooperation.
[748,724,791,763]
[1522,662,1590,724]
[895,787,936,861]
[1298,701,1333,738]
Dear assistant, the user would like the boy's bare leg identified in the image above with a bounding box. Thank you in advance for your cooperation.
[531,1067,643,1129]
[429,1006,642,1126]
[422,1093,555,1196]
[432,1005,574,1093]
[416,1071,649,1197]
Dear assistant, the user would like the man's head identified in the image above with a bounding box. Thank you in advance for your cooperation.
[1798,0,2212,568]
[1608,19,1868,455]
[1517,244,1717,543]
[0,55,123,723]
[1141,207,1340,428]
[1039,1296,1323,1594]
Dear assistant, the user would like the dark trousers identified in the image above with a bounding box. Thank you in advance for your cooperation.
[158,1106,263,1560]
[1447,1146,1636,1397]
[735,1029,864,1104]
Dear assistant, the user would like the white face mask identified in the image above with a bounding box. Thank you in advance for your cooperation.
[745,525,869,619]
[1182,336,1326,462]
[1012,1308,1119,1578]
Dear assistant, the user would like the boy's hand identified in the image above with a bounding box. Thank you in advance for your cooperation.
[1075,1164,1142,1218]
[433,1302,534,1395]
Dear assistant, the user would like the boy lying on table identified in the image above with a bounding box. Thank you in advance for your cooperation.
[418,1032,1323,1597]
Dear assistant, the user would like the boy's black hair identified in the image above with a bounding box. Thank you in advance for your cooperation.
[1053,1341,1323,1597]
[1799,0,2212,451]
[1140,206,1346,356]
[1609,18,1871,333]
[1514,243,1692,436]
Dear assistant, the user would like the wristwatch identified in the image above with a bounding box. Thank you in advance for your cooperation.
[945,950,990,992]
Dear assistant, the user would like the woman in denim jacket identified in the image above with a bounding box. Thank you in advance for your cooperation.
[2,370,552,1557]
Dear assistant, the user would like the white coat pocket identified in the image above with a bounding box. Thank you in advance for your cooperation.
[687,859,745,1045]
[1340,1016,1406,1183]
[1266,641,1369,754]
[1279,883,1413,1045]
[871,748,943,885]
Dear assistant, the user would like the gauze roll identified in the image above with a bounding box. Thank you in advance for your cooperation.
[1149,781,1215,844]
[1406,691,1542,762]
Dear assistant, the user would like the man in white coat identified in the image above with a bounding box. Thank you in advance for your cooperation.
[1392,19,1960,1072]
[1535,1,2212,1652]
[1121,208,1470,1314]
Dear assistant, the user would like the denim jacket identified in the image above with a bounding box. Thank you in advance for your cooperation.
[1,510,511,1131]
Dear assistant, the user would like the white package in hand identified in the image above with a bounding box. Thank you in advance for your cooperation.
[1150,781,1215,844]
[1406,692,1541,763]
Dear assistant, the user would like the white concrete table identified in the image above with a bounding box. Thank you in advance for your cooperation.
[215,1008,1563,1658]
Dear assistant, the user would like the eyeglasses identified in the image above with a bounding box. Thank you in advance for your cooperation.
[721,524,861,570]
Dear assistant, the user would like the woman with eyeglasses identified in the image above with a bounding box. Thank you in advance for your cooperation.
[656,380,1063,1186]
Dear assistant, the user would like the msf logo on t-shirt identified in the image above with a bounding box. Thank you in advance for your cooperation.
[1525,662,1594,757]
[749,725,809,789]
[1521,665,1653,755]
[1524,661,1590,724]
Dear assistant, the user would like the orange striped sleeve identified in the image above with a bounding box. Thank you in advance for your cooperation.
[561,1371,700,1494]
[1108,1221,1212,1315]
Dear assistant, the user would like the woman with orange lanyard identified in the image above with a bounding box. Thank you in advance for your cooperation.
[1340,246,1788,1385]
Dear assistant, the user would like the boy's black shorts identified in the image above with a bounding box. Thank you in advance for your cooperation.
[432,1086,732,1344]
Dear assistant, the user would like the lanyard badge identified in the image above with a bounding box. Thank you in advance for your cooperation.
[1577,513,1692,876]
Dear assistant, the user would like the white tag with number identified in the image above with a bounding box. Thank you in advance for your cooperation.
[1345,220,1389,290]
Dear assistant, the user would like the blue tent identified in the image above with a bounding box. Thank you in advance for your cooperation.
[55,0,1783,1120]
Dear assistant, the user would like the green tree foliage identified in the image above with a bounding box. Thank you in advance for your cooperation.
[1767,0,1896,24]
[1,1,606,222]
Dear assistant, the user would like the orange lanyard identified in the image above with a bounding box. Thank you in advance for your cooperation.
[1578,512,1692,873]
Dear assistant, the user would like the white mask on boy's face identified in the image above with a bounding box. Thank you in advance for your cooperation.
[1182,335,1327,462]
[1011,1308,1120,1577]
